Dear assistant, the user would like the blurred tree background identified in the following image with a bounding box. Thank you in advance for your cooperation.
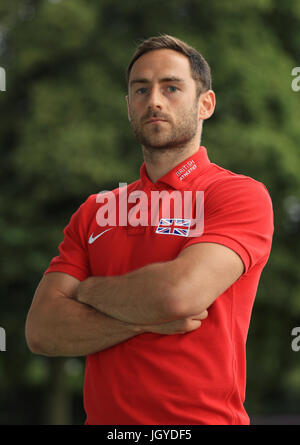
[0,0,300,425]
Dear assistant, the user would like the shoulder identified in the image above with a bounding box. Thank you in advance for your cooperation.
[201,166,274,236]
[205,165,273,207]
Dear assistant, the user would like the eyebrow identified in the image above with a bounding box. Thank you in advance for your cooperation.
[129,76,186,87]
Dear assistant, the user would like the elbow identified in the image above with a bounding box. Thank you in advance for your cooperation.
[25,315,42,355]
[26,340,42,355]
[25,326,41,355]
[166,281,206,319]
[25,315,53,356]
[26,330,56,356]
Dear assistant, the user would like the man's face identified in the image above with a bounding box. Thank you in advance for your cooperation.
[126,49,201,151]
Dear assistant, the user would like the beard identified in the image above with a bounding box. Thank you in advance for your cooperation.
[129,100,199,153]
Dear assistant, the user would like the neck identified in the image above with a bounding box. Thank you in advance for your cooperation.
[142,141,200,183]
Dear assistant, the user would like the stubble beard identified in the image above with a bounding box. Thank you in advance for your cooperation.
[129,100,200,155]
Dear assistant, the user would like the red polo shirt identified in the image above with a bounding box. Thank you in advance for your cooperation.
[44,146,274,425]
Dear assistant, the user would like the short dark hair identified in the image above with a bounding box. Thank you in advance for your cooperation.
[126,34,212,96]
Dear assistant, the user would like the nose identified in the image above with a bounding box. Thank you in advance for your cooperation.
[147,85,163,110]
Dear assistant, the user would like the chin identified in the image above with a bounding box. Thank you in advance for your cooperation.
[141,134,174,148]
[143,141,173,150]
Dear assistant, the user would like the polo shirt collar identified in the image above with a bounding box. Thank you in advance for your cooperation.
[140,146,211,190]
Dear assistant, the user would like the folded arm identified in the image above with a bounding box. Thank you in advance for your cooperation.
[25,272,207,357]
[76,242,245,325]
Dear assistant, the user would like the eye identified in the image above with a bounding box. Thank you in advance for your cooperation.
[167,86,178,93]
[136,87,148,94]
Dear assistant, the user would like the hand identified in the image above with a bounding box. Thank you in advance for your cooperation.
[143,310,208,335]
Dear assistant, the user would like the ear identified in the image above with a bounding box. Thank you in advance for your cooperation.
[198,90,216,121]
[126,95,131,122]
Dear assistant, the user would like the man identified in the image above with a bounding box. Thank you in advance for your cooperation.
[25,35,274,425]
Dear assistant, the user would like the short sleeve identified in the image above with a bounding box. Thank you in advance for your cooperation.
[184,177,274,274]
[44,197,93,281]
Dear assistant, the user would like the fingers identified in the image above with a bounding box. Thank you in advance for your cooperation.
[143,310,208,335]
[192,310,208,321]
[182,318,202,333]
[200,310,208,320]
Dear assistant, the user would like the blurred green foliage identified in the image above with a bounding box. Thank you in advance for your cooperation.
[0,0,300,424]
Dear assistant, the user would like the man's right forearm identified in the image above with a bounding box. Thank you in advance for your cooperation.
[25,295,145,357]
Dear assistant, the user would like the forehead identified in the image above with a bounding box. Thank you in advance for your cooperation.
[129,49,193,83]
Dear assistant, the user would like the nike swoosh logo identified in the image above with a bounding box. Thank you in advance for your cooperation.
[88,228,113,244]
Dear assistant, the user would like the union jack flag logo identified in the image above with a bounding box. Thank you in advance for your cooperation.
[155,218,191,237]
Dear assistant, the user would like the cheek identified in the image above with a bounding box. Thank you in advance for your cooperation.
[127,102,137,119]
[129,99,143,117]
[171,93,192,109]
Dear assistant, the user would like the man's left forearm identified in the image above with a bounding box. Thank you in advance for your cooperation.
[75,262,180,325]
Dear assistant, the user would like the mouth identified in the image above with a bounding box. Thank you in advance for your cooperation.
[145,118,168,124]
